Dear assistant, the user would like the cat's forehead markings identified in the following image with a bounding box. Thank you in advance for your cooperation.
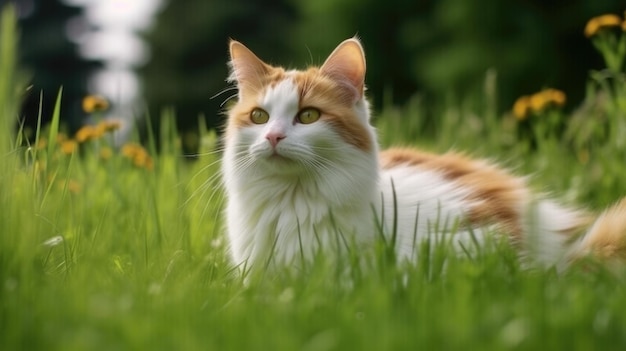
[264,70,299,89]
[260,76,300,115]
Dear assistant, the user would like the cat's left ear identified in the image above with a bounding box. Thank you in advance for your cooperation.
[228,40,272,95]
[320,38,366,102]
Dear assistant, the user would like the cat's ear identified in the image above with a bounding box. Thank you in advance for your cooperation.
[228,40,271,93]
[320,38,366,102]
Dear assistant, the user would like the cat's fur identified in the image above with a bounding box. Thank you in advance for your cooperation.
[222,37,626,271]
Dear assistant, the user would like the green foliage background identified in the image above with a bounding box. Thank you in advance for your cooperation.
[3,3,626,351]
[140,0,623,155]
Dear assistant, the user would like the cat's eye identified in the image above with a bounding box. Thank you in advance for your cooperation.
[250,108,270,124]
[296,108,321,124]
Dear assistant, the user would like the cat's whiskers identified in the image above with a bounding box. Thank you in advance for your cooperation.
[231,152,258,177]
[176,178,224,238]
[309,143,350,152]
[183,167,223,207]
[181,147,224,159]
[220,94,239,108]
[181,158,226,216]
[198,183,226,226]
[187,151,225,182]
[296,147,346,181]
[209,85,240,109]
[210,86,238,100]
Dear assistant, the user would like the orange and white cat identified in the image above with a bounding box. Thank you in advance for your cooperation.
[222,37,626,271]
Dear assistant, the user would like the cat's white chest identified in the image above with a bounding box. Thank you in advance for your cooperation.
[225,175,377,267]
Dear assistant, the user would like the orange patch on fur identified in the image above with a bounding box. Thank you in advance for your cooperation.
[380,147,528,241]
[226,67,286,132]
[293,69,372,151]
[580,197,626,260]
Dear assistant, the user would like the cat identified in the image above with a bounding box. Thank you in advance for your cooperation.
[221,37,626,272]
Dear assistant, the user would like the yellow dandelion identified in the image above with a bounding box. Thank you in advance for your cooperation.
[584,14,622,37]
[75,125,97,143]
[97,119,122,133]
[60,140,78,155]
[529,93,548,113]
[543,88,566,107]
[91,125,105,139]
[121,143,142,158]
[133,151,154,170]
[100,146,113,160]
[121,142,154,169]
[530,88,567,113]
[513,89,566,120]
[512,96,531,120]
[82,95,109,113]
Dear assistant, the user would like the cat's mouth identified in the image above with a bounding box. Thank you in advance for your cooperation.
[267,152,291,162]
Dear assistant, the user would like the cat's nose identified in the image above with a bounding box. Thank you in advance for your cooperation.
[266,132,286,148]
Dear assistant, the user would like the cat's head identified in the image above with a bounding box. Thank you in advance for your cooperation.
[224,38,377,176]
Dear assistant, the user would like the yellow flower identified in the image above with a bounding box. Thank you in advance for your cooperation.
[75,125,97,143]
[96,119,122,134]
[512,96,531,120]
[529,93,547,113]
[512,88,566,120]
[82,95,109,113]
[121,143,142,158]
[60,140,78,155]
[530,88,566,112]
[92,126,105,139]
[121,143,154,170]
[543,88,566,107]
[133,151,154,170]
[584,14,622,37]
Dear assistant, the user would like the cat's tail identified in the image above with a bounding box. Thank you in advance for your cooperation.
[570,197,626,263]
[520,196,626,267]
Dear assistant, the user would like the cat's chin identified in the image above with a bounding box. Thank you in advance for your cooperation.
[256,152,307,174]
[257,146,295,161]
[267,153,291,163]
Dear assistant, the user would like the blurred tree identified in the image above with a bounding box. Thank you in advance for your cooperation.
[10,0,98,139]
[140,0,297,157]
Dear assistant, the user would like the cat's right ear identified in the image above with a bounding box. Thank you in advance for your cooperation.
[320,38,366,103]
[228,40,271,95]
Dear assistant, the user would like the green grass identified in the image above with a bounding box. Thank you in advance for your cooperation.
[3,5,626,350]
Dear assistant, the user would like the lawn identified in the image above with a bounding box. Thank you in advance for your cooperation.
[2,7,626,351]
